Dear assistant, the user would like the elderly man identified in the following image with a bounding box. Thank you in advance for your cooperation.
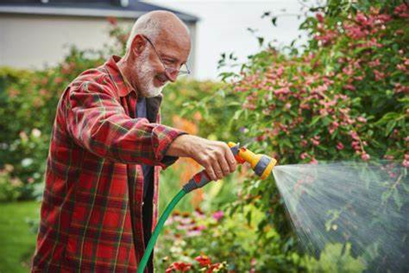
[32,10,236,273]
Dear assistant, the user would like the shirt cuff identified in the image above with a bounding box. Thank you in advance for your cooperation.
[152,125,188,169]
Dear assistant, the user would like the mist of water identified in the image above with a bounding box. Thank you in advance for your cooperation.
[272,161,408,272]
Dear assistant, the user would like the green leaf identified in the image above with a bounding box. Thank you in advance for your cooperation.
[271,17,277,26]
[257,37,264,47]
[310,116,321,126]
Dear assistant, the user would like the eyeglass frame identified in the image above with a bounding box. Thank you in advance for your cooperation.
[140,34,191,79]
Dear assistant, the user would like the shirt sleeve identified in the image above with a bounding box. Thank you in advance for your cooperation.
[65,80,187,169]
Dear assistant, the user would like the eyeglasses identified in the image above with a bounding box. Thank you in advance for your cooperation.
[141,35,190,79]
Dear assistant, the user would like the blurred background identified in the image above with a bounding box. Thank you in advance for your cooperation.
[0,0,407,272]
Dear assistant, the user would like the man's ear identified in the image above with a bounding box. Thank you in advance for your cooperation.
[130,34,147,56]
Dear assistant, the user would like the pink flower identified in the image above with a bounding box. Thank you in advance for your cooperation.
[374,70,385,81]
[361,152,370,161]
[250,257,257,273]
[328,127,335,135]
[310,138,320,146]
[368,59,380,67]
[336,142,344,150]
[344,84,356,91]
[316,13,324,23]
[212,211,224,221]
[394,4,409,18]
[300,152,309,160]
[309,158,318,164]
[355,12,368,25]
[349,131,359,140]
[357,117,367,123]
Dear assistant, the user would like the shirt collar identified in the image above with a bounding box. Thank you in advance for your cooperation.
[104,55,136,98]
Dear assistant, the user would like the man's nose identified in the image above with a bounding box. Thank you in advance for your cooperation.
[165,70,178,82]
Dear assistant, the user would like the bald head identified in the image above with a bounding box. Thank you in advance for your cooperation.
[118,10,192,98]
[126,10,191,52]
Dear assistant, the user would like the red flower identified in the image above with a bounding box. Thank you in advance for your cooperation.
[316,13,324,23]
[166,262,192,272]
[195,255,212,266]
[207,263,223,273]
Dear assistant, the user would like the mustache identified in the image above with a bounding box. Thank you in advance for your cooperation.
[157,73,169,82]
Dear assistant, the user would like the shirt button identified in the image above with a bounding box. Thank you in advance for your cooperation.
[142,201,145,206]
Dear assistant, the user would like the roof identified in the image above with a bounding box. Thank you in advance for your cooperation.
[0,0,199,23]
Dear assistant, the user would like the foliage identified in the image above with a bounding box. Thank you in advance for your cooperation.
[304,243,366,273]
[155,204,304,272]
[178,1,408,271]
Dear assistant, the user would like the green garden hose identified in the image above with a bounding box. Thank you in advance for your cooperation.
[137,142,277,272]
[137,189,187,273]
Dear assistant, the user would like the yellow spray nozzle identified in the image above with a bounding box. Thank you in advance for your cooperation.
[228,142,277,180]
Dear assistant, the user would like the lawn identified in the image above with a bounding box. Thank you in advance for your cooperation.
[0,201,40,273]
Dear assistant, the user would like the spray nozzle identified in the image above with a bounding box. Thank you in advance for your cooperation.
[183,142,277,193]
[228,142,277,180]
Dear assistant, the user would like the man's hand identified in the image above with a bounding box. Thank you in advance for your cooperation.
[166,135,237,181]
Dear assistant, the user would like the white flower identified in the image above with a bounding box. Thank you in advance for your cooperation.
[21,158,33,167]
[32,128,42,138]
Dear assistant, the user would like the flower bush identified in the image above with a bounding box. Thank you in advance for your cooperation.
[177,0,408,271]
[154,205,304,272]
[0,48,104,200]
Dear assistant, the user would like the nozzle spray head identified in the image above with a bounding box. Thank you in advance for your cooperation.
[228,142,277,180]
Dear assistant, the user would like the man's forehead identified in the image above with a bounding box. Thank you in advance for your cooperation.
[156,35,191,61]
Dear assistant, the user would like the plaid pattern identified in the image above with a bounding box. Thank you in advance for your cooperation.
[32,55,187,272]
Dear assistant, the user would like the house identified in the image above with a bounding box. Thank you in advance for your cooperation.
[0,0,199,77]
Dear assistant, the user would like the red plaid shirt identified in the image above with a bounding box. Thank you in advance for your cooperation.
[32,55,187,272]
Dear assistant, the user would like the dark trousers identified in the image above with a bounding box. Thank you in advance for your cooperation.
[142,177,154,272]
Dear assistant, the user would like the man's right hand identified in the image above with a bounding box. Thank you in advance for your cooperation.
[166,135,237,181]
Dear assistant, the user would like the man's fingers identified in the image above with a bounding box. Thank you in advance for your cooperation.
[218,154,231,176]
[224,147,237,173]
[205,168,216,181]
[212,160,224,180]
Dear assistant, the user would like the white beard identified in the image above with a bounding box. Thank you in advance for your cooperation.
[136,49,168,98]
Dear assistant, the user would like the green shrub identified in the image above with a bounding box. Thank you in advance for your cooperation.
[177,1,408,271]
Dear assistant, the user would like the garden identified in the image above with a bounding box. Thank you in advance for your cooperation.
[0,1,408,272]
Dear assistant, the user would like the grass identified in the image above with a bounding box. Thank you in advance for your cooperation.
[0,201,40,273]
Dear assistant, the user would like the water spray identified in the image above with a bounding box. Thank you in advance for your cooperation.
[137,142,277,272]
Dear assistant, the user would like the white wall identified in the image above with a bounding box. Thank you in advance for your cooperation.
[0,14,196,76]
